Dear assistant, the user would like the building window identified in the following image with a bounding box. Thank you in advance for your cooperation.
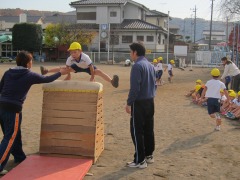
[110,11,117,17]
[212,37,217,40]
[205,37,210,40]
[137,36,144,42]
[164,20,167,28]
[122,11,124,18]
[147,36,154,42]
[158,35,161,44]
[110,35,119,45]
[122,35,133,43]
[77,12,96,20]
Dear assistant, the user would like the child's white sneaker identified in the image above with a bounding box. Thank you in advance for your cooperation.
[215,126,221,131]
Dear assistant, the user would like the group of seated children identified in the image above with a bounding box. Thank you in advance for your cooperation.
[152,57,175,85]
[221,90,240,119]
[186,79,240,120]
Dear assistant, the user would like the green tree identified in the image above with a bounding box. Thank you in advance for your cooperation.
[44,23,96,48]
[12,23,42,51]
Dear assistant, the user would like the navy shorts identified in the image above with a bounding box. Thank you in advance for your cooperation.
[157,70,163,79]
[207,98,220,115]
[168,70,173,76]
[70,64,97,75]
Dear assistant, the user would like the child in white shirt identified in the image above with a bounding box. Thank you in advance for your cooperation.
[199,68,229,131]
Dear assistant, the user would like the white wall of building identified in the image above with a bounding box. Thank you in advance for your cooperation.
[108,7,121,24]
[124,3,141,19]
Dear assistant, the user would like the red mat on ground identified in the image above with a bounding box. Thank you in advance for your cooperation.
[2,155,92,180]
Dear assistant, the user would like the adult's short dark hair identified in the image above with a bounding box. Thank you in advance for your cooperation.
[221,57,227,61]
[221,56,232,64]
[129,42,145,56]
[16,51,33,68]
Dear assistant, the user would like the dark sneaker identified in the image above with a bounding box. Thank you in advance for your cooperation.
[127,160,147,169]
[111,75,119,88]
[145,155,154,164]
[40,66,48,75]
[0,169,8,175]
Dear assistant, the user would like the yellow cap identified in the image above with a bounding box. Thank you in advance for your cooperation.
[158,57,163,61]
[229,92,237,98]
[170,60,175,64]
[196,79,202,84]
[195,84,202,92]
[220,89,224,93]
[153,59,158,63]
[211,68,220,77]
[238,91,240,96]
[228,89,234,93]
[68,42,82,51]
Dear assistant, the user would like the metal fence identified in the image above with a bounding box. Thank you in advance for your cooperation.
[84,52,196,65]
[45,51,234,67]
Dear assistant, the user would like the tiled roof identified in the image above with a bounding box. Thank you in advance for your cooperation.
[146,10,168,17]
[68,19,167,33]
[120,19,165,31]
[70,0,128,5]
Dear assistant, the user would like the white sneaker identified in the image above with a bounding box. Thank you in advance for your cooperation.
[127,160,147,169]
[215,126,221,131]
[0,169,8,175]
[145,155,154,164]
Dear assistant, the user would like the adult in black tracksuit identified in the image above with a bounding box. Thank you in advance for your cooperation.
[126,42,156,168]
[0,51,68,174]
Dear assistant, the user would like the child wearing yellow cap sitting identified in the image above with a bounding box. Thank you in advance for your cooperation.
[164,59,175,83]
[185,79,202,97]
[225,91,240,119]
[199,68,229,131]
[220,91,236,115]
[40,42,119,88]
[227,91,240,119]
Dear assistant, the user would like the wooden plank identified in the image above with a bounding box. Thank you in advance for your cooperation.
[42,110,96,119]
[40,139,95,149]
[41,117,96,127]
[41,124,96,133]
[43,102,98,112]
[43,92,99,103]
[39,146,94,156]
[40,131,95,141]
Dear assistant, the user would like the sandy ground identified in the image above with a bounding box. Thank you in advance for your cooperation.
[1,62,240,180]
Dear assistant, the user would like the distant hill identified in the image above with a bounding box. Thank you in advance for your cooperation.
[171,17,230,42]
[0,8,65,16]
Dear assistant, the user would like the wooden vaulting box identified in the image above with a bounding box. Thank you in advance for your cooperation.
[39,81,104,163]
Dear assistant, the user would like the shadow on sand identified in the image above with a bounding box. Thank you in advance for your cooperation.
[162,132,214,155]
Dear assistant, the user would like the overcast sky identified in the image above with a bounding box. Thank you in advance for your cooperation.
[0,0,226,21]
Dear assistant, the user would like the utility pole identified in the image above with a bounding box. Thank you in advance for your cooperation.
[191,6,197,43]
[183,18,186,42]
[191,14,193,42]
[226,17,229,43]
[166,11,170,65]
[209,0,214,50]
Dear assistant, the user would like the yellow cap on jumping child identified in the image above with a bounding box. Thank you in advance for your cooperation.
[153,59,157,63]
